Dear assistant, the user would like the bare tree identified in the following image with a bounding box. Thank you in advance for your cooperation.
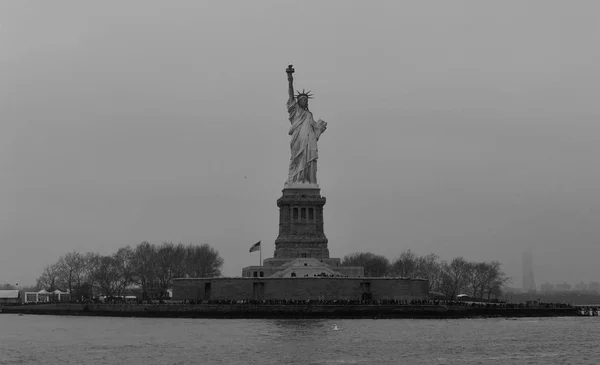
[185,243,224,278]
[440,257,471,297]
[56,251,86,298]
[80,252,101,297]
[341,252,390,277]
[415,253,442,291]
[36,264,61,291]
[481,261,510,299]
[132,241,158,300]
[466,262,489,298]
[92,255,123,297]
[112,246,135,296]
[155,242,182,298]
[170,243,188,279]
[390,250,418,277]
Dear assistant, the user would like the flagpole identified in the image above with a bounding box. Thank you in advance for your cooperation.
[259,242,262,266]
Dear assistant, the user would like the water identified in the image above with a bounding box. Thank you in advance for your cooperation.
[1,314,598,364]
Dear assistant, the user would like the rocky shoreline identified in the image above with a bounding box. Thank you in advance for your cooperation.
[0,303,582,319]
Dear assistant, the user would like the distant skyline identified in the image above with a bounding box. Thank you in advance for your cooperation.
[2,1,600,287]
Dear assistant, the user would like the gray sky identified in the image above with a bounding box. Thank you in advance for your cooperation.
[2,0,600,288]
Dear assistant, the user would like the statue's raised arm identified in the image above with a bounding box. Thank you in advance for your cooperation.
[286,64,295,102]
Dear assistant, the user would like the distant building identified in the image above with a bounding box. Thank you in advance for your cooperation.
[522,251,536,292]
[0,290,23,304]
[540,283,554,292]
[504,286,523,294]
[589,281,600,293]
[574,282,588,291]
[24,290,70,303]
[555,282,571,291]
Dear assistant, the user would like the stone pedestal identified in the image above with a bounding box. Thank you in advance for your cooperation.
[241,183,364,279]
[273,185,329,259]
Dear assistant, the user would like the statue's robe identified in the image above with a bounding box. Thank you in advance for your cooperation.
[286,97,327,184]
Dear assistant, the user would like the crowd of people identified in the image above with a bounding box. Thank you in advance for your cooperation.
[12,295,586,311]
[175,298,579,309]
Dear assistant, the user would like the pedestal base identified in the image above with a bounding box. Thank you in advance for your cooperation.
[273,187,329,259]
[239,182,364,279]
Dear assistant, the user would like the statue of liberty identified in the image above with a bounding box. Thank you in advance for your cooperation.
[285,65,327,186]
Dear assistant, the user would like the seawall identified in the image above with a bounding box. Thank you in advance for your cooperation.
[0,303,581,319]
[173,277,429,302]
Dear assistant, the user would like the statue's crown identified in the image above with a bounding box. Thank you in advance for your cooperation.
[295,89,314,99]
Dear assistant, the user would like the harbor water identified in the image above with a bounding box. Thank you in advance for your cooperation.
[1,314,598,364]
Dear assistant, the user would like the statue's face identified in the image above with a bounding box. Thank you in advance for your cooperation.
[298,97,308,108]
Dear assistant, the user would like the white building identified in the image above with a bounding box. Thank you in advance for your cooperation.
[24,289,70,303]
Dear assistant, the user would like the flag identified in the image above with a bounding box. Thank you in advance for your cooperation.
[249,241,261,253]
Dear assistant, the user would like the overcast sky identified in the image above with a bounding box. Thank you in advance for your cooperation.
[2,0,599,288]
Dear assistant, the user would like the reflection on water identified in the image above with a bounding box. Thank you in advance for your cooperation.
[0,315,598,365]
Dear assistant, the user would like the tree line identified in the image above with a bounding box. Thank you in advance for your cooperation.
[35,242,223,300]
[31,242,507,301]
[341,250,510,299]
